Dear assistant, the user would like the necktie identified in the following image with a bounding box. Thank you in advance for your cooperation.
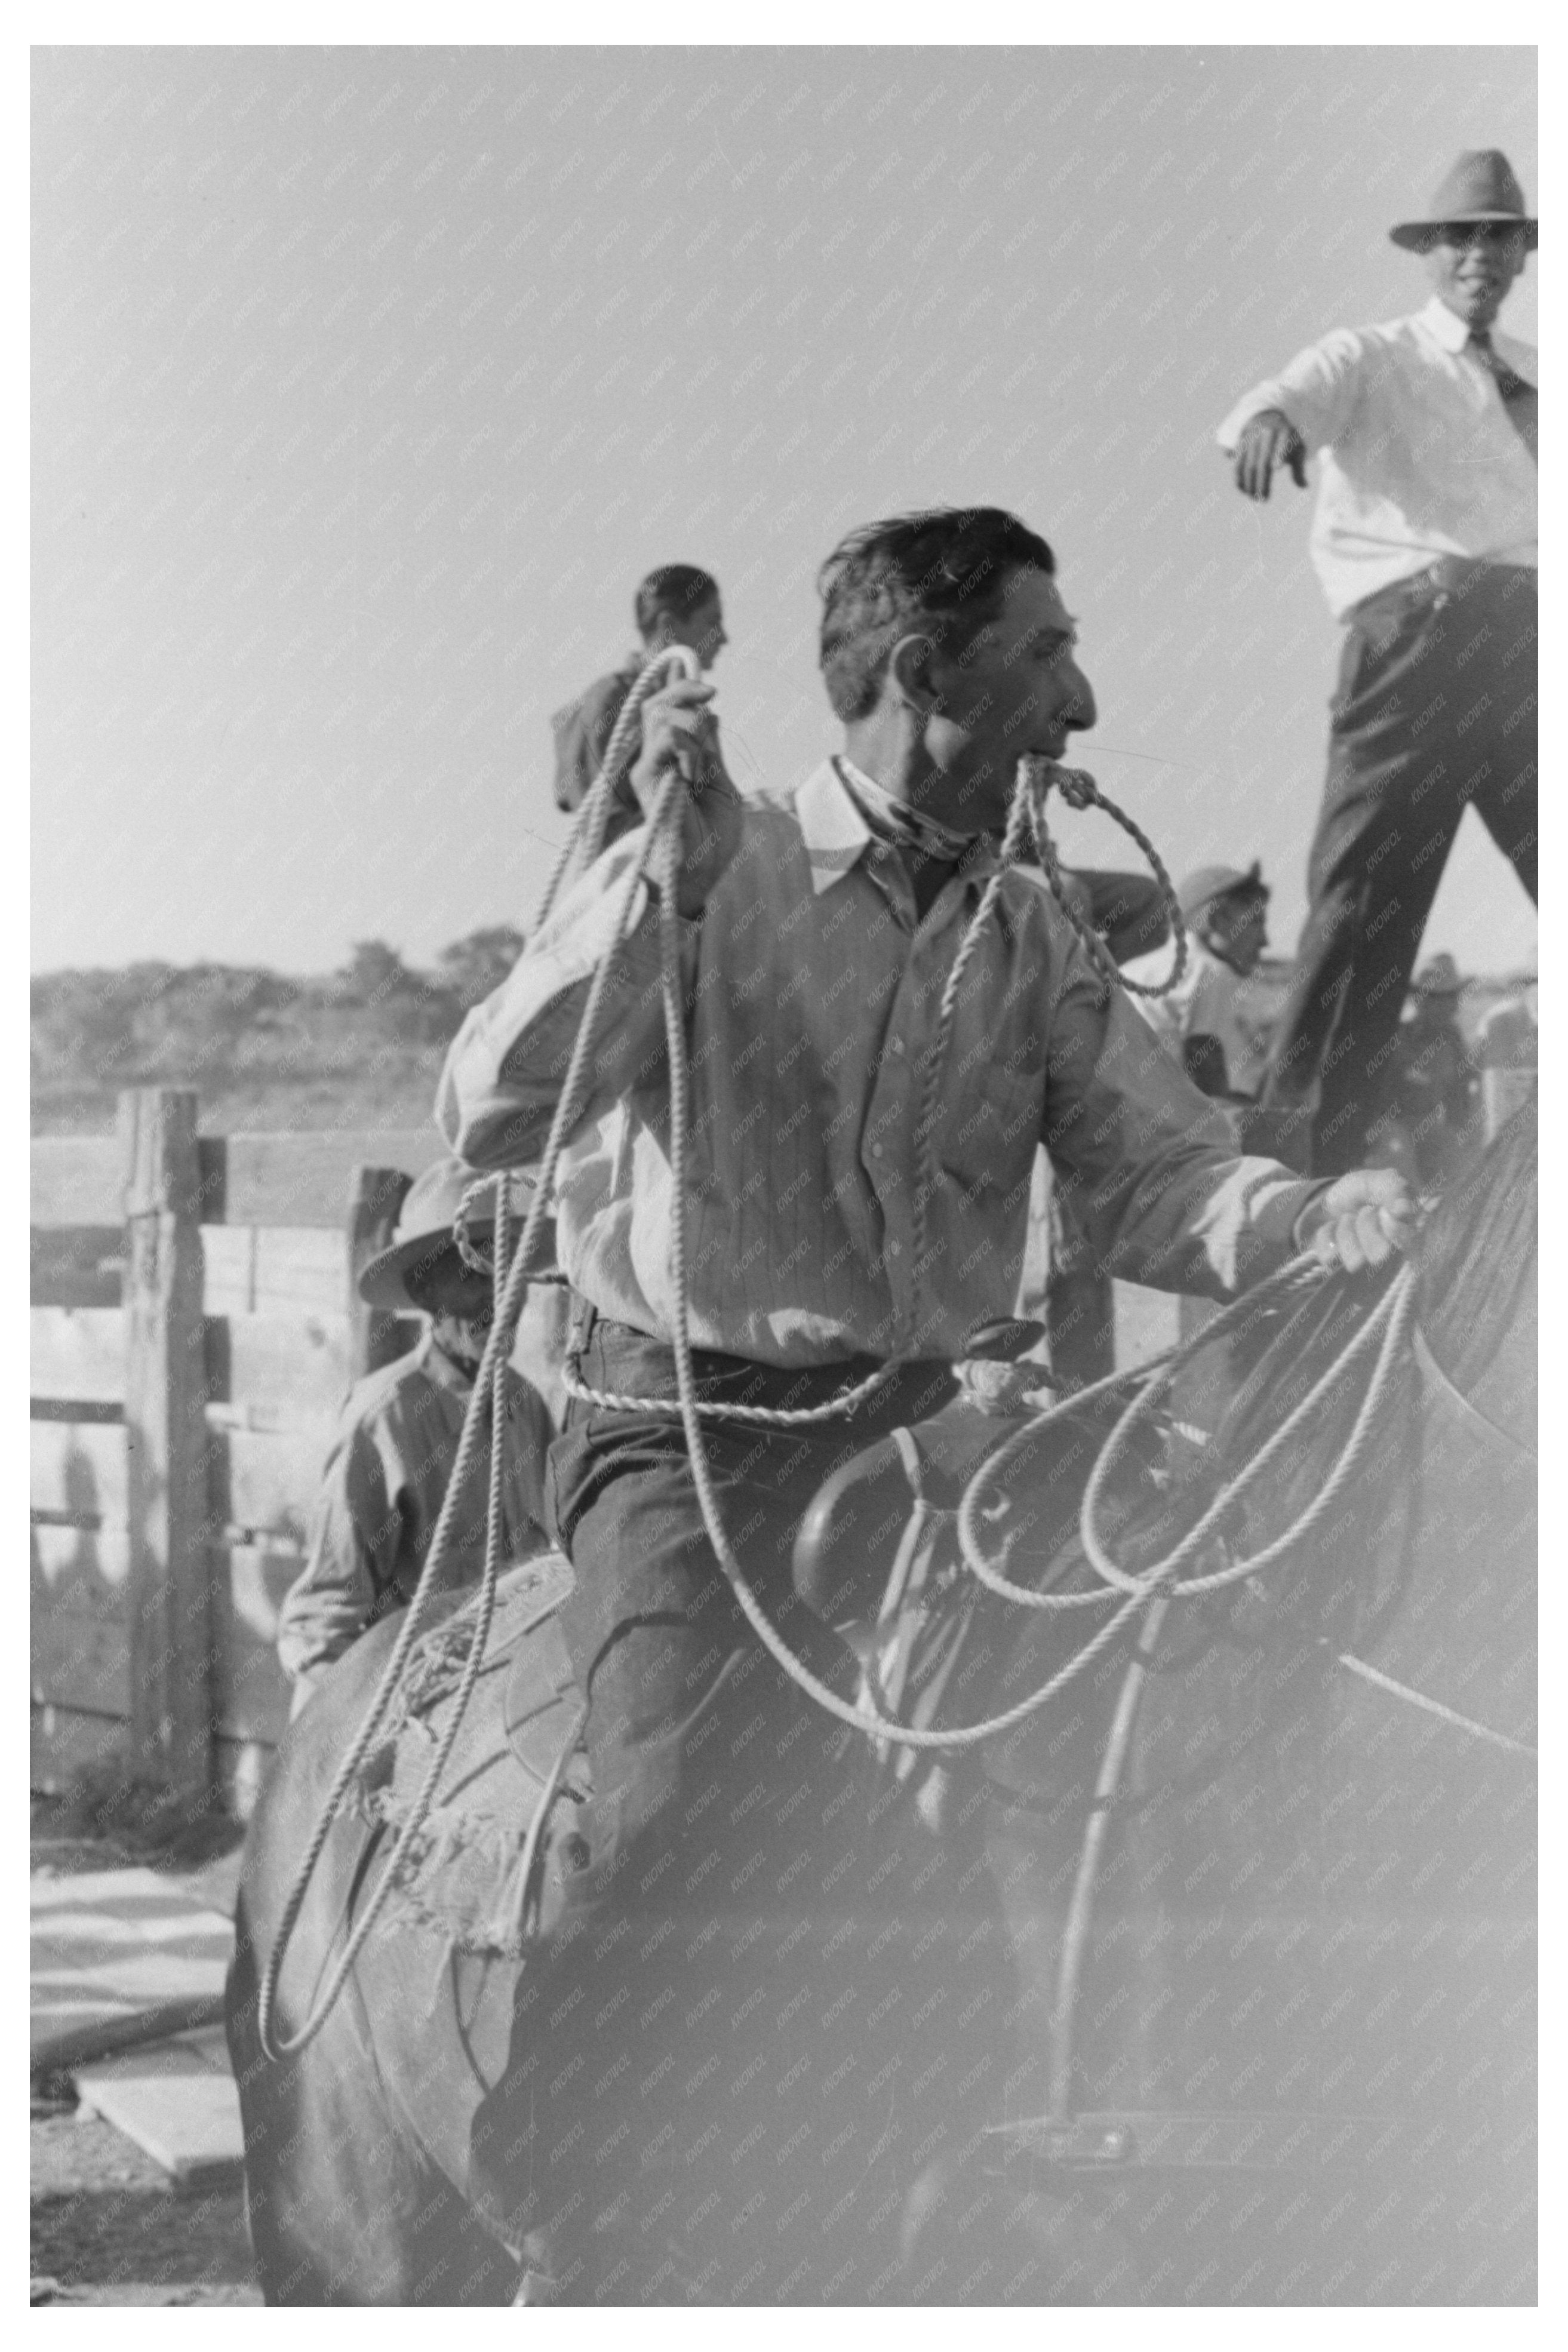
[1469,330,1538,463]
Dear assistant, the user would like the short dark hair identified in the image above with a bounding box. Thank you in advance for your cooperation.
[817,507,1056,721]
[635,564,720,638]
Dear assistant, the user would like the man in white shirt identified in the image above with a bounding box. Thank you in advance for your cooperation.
[1217,150,1538,1175]
[1122,860,1275,1102]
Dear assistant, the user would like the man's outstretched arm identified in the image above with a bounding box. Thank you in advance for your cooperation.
[1041,927,1412,1290]
[1217,325,1369,500]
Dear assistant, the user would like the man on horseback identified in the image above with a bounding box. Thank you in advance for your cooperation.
[435,506,1413,2296]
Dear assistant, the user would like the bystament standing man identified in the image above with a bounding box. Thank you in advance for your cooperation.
[1219,150,1537,1175]
[1121,859,1275,1102]
[551,562,726,844]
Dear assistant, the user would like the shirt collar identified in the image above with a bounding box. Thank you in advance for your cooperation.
[795,758,879,895]
[1418,293,1535,380]
[414,1325,479,1398]
[1421,293,1472,353]
[794,757,1003,897]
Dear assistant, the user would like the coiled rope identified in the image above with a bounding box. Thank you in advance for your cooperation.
[255,653,1406,2060]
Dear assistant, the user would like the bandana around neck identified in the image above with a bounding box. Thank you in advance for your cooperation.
[834,755,976,865]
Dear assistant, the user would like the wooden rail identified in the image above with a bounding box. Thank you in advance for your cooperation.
[30,1100,453,1812]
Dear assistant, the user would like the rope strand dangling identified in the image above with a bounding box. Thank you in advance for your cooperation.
[1022,755,1188,999]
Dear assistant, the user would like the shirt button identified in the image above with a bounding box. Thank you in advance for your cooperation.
[888,1240,902,1258]
[870,1143,884,1160]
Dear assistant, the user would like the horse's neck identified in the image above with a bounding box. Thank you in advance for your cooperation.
[1442,1256,1537,1453]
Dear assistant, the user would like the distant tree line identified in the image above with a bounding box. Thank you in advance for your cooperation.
[30,927,527,1109]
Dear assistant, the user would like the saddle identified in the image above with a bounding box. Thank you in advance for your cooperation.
[351,1384,1144,1957]
[351,1552,592,1960]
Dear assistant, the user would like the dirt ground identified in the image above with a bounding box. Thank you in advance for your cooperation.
[30,1818,262,2308]
[30,2110,260,2307]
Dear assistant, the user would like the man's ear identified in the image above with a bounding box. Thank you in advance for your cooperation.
[888,632,942,715]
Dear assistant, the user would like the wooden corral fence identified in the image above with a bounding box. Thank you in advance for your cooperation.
[29,1090,565,1818]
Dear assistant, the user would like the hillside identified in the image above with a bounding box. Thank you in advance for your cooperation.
[30,931,524,1136]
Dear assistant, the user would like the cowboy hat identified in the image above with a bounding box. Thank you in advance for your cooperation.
[1412,953,1465,998]
[1177,860,1268,924]
[1390,150,1537,254]
[357,1155,550,1311]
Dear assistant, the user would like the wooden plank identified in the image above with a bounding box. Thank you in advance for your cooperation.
[348,1162,417,1381]
[211,1541,299,1748]
[30,1226,124,1308]
[32,1997,227,2080]
[32,1419,130,1529]
[75,2033,244,2187]
[213,1129,444,1227]
[199,1225,254,1315]
[31,1520,133,1607]
[30,1135,122,1227]
[31,1610,132,1717]
[30,1870,235,2068]
[32,1127,444,1228]
[202,1224,347,1317]
[32,1298,125,1427]
[122,1088,211,1797]
[221,1310,353,1425]
[219,1425,331,1542]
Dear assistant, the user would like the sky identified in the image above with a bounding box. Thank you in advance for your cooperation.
[31,42,1538,979]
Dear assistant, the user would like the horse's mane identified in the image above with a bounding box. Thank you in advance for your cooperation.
[1415,1090,1537,1391]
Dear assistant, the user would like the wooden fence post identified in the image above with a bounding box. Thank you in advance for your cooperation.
[121,1087,211,1799]
[346,1164,416,1382]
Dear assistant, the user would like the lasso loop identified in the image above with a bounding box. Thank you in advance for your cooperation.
[257,717,1431,2062]
[1022,755,1189,1000]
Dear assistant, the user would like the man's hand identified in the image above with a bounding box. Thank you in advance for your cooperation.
[629,678,742,917]
[1233,408,1308,501]
[1298,1168,1417,1274]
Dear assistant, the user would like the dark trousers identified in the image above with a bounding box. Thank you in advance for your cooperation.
[1262,561,1536,1175]
[476,1323,1014,2300]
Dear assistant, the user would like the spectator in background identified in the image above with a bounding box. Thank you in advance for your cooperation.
[1219,150,1537,1175]
[1121,861,1275,1105]
[1475,983,1538,1069]
[551,565,727,843]
[276,1158,555,1717]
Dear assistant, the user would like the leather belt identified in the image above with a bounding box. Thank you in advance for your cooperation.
[1349,555,1536,622]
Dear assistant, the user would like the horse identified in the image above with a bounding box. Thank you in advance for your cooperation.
[226,1101,1536,2305]
[952,1098,1537,2302]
